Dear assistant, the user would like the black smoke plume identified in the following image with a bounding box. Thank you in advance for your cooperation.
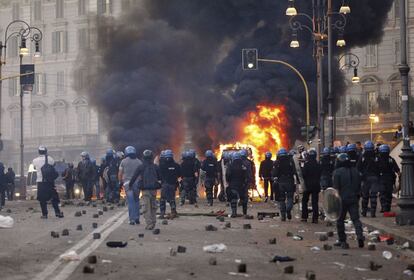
[84,0,393,153]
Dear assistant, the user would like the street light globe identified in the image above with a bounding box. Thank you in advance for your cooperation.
[339,5,351,14]
[352,76,360,84]
[19,47,29,56]
[34,51,41,58]
[336,39,346,47]
[290,39,300,48]
[286,6,298,16]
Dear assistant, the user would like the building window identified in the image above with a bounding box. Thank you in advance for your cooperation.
[11,112,20,140]
[12,3,20,20]
[78,0,87,16]
[367,91,379,114]
[57,71,65,94]
[394,39,401,64]
[33,0,42,21]
[365,45,377,67]
[55,108,66,135]
[52,31,67,53]
[77,108,90,134]
[8,78,18,97]
[56,0,64,18]
[32,111,45,138]
[78,28,90,50]
[75,69,88,90]
[395,0,400,19]
[34,73,46,95]
[7,36,18,58]
[97,0,112,15]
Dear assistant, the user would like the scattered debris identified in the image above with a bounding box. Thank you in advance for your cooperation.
[244,215,254,220]
[76,225,83,231]
[406,264,414,272]
[268,238,277,245]
[0,215,14,228]
[382,251,392,260]
[270,256,295,263]
[102,259,112,264]
[403,270,413,276]
[286,232,293,237]
[59,251,80,262]
[162,220,168,225]
[6,209,11,213]
[383,212,396,218]
[257,212,279,218]
[209,257,217,265]
[306,270,316,280]
[333,262,346,269]
[325,221,333,227]
[98,211,104,215]
[218,216,225,222]
[83,265,95,274]
[243,224,252,230]
[293,235,303,241]
[205,225,218,231]
[87,255,97,264]
[153,229,160,235]
[92,223,98,229]
[170,248,177,256]
[74,211,82,217]
[402,242,411,250]
[177,246,187,253]
[92,203,97,208]
[319,235,328,241]
[369,261,382,271]
[228,272,250,277]
[257,215,264,221]
[323,244,332,251]
[284,265,294,274]
[93,233,101,239]
[310,246,320,252]
[368,230,381,236]
[138,233,144,238]
[354,267,369,272]
[51,231,60,238]
[327,231,334,237]
[109,206,114,210]
[81,210,86,214]
[203,243,227,253]
[238,263,247,273]
[93,214,99,218]
[225,222,231,228]
[62,229,69,236]
[367,243,376,251]
[106,241,127,248]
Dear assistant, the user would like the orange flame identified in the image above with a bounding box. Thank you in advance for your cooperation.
[217,104,288,196]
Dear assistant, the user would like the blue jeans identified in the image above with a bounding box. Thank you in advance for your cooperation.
[126,183,140,223]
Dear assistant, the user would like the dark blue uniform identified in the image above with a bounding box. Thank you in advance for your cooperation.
[201,157,218,206]
[357,151,380,217]
[226,158,248,217]
[180,158,198,205]
[159,159,181,217]
[378,154,400,212]
[259,158,274,200]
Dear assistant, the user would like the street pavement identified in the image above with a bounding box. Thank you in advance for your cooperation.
[0,199,413,280]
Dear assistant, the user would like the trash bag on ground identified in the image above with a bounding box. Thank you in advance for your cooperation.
[203,243,227,253]
[59,250,80,262]
[0,215,14,228]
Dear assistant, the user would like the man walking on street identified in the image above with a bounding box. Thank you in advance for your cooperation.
[5,167,15,201]
[159,149,180,218]
[0,163,6,209]
[301,149,322,223]
[201,150,218,206]
[33,146,64,219]
[77,152,95,202]
[259,152,274,202]
[63,163,75,199]
[333,153,364,249]
[130,150,161,230]
[119,146,142,225]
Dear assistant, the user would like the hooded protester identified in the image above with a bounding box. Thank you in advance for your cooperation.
[301,149,322,223]
[259,152,274,202]
[130,150,161,230]
[119,146,143,225]
[77,151,95,202]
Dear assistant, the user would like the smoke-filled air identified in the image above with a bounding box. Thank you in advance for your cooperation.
[83,0,393,155]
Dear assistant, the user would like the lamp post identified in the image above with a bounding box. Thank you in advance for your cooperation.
[338,52,360,84]
[396,0,414,226]
[287,0,347,151]
[0,20,42,198]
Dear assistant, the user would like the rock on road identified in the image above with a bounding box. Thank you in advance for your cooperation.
[0,199,413,280]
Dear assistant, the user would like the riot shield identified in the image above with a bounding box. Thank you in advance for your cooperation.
[322,188,342,221]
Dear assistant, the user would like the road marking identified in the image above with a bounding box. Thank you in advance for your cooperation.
[33,209,127,280]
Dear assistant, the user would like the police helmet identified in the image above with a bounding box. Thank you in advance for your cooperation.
[339,146,347,153]
[143,149,153,159]
[80,151,88,158]
[240,149,248,158]
[205,150,214,158]
[265,151,272,158]
[308,149,317,157]
[164,149,174,159]
[364,140,375,152]
[379,144,390,154]
[124,146,136,156]
[106,149,114,156]
[232,152,242,160]
[38,145,47,155]
[277,148,288,157]
[337,153,350,163]
[189,149,196,158]
[321,147,330,155]
[346,144,357,153]
[333,147,340,154]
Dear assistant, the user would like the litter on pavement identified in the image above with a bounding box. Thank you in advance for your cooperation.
[59,251,80,262]
[382,251,393,260]
[203,243,227,253]
[0,215,14,228]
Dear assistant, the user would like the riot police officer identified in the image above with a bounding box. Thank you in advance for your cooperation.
[333,153,364,249]
[180,151,199,207]
[346,144,359,167]
[201,150,219,206]
[272,148,299,221]
[320,147,334,190]
[377,144,400,213]
[259,152,274,202]
[301,149,322,223]
[159,150,181,219]
[240,149,255,198]
[226,152,248,217]
[357,141,380,217]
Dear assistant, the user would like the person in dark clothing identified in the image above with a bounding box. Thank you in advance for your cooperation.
[377,144,400,212]
[5,167,15,201]
[272,148,299,221]
[320,147,334,190]
[63,163,75,199]
[226,152,248,217]
[333,153,364,249]
[259,152,274,202]
[103,149,120,203]
[98,157,107,200]
[346,144,360,167]
[301,149,322,223]
[180,151,199,206]
[159,150,181,219]
[201,150,219,206]
[0,163,6,208]
[130,150,161,230]
[77,152,95,202]
[357,141,380,217]
[240,149,257,202]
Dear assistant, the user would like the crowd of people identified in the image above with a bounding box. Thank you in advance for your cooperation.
[21,140,403,249]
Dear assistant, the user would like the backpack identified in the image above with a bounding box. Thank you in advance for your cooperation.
[41,155,58,183]
[142,163,160,190]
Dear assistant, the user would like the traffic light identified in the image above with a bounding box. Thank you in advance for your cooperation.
[242,48,258,70]
[308,126,317,139]
[301,126,308,138]
[300,125,318,143]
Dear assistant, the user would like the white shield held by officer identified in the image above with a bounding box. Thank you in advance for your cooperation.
[322,188,342,221]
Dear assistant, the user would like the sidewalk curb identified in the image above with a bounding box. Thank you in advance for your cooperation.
[361,217,414,253]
